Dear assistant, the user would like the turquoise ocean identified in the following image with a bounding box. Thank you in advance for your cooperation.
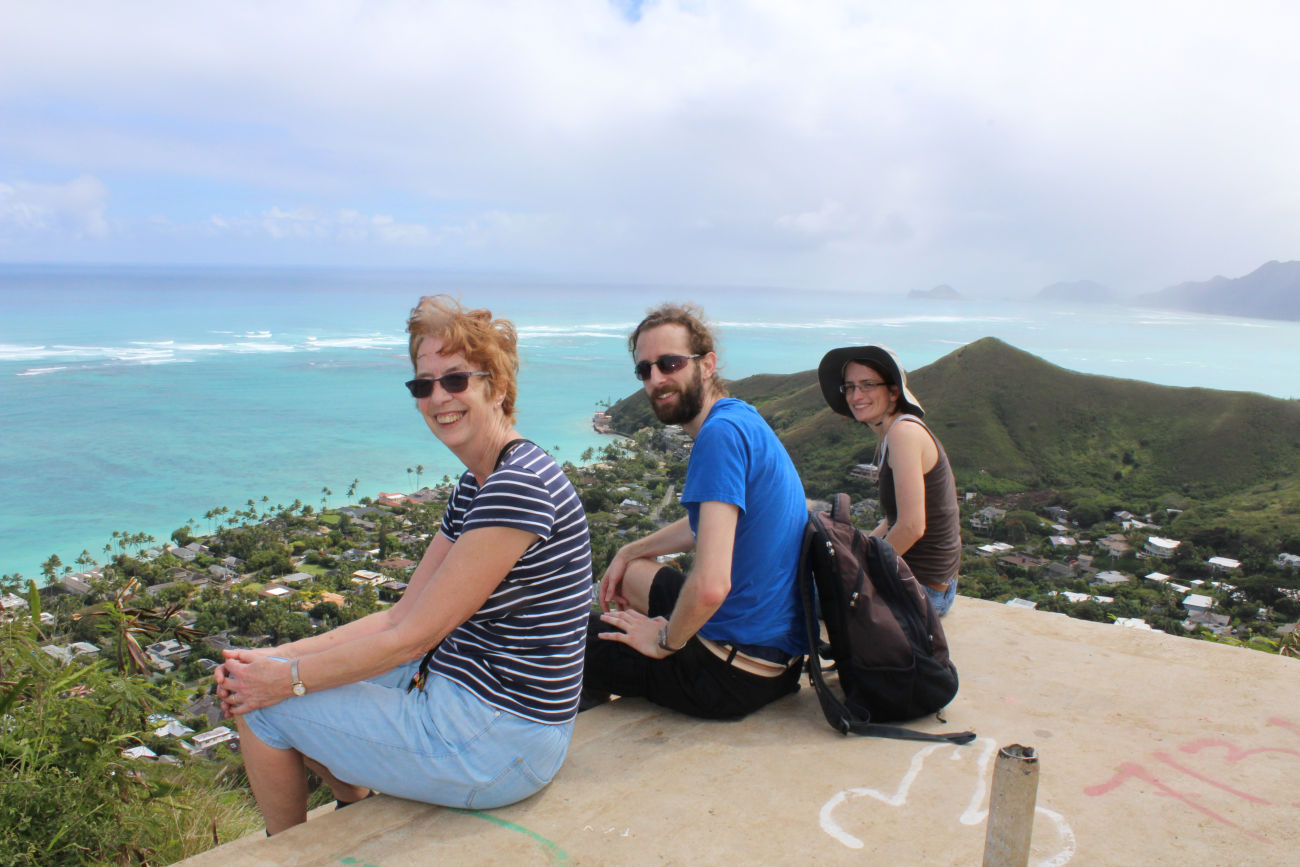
[3,264,1299,581]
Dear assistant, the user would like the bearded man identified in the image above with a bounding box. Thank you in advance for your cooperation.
[582,303,808,719]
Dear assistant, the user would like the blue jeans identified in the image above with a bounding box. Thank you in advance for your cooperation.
[242,659,573,809]
[923,577,958,616]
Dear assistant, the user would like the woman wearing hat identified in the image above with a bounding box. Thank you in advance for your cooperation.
[818,346,961,615]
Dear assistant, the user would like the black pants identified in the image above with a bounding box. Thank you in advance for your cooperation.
[583,568,802,720]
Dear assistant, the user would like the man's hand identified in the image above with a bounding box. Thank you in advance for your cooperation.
[596,609,674,659]
[598,548,633,611]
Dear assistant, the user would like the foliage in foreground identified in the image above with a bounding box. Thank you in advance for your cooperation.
[0,586,261,865]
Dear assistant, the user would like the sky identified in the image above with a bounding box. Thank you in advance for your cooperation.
[2,0,1298,297]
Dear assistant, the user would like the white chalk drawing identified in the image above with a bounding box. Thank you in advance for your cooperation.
[819,736,1077,866]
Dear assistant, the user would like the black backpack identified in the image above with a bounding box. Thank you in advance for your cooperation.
[799,493,975,744]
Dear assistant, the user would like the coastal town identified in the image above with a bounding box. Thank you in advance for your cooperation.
[4,424,1300,768]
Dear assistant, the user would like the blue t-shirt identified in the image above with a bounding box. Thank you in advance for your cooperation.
[435,442,592,724]
[681,398,808,656]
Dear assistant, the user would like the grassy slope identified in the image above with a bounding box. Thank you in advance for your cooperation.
[608,338,1300,531]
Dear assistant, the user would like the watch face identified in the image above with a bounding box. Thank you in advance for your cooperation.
[292,683,307,696]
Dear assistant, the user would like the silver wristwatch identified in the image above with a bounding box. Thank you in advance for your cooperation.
[290,658,307,697]
[657,624,685,654]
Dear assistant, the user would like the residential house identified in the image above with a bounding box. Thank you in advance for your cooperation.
[167,545,198,563]
[122,746,158,761]
[1053,590,1092,604]
[1184,610,1231,635]
[849,463,879,482]
[1144,536,1180,559]
[1048,535,1077,549]
[155,719,195,739]
[1045,561,1075,580]
[1144,571,1171,584]
[279,572,314,585]
[61,573,93,595]
[1207,556,1241,573]
[376,492,408,508]
[351,569,385,587]
[377,557,416,572]
[146,639,191,664]
[1005,598,1038,609]
[970,507,1007,532]
[999,554,1047,570]
[1182,594,1215,614]
[1096,535,1131,558]
[1043,506,1070,522]
[41,642,99,664]
[407,487,444,505]
[976,541,1015,557]
[1092,571,1130,586]
[189,726,238,754]
[260,585,293,600]
[1114,618,1153,630]
[1276,553,1300,569]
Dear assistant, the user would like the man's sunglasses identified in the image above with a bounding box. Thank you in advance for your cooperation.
[634,354,701,381]
[404,371,491,398]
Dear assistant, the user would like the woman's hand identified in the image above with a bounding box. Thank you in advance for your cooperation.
[217,649,293,717]
[595,609,673,659]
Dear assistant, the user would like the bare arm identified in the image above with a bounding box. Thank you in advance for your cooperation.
[883,423,933,556]
[599,515,697,608]
[221,525,535,713]
[597,501,738,658]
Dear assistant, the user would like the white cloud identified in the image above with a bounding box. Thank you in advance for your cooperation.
[0,175,110,241]
[1,1,1298,291]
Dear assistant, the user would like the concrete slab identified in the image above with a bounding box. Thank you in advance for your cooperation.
[180,597,1300,865]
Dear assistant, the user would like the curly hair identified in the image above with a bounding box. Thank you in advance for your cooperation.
[627,302,728,397]
[406,295,519,421]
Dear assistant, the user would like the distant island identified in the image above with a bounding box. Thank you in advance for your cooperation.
[1140,259,1300,321]
[908,283,963,300]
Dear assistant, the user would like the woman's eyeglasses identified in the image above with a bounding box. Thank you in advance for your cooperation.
[634,354,701,381]
[840,380,887,396]
[405,371,491,398]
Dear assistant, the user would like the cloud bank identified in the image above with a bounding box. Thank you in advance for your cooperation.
[2,0,1297,294]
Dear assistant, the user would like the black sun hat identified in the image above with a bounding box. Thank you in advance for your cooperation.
[817,345,925,419]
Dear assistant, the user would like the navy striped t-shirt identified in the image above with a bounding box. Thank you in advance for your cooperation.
[433,442,592,724]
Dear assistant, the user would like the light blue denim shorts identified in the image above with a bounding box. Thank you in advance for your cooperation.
[242,659,573,809]
[924,576,958,617]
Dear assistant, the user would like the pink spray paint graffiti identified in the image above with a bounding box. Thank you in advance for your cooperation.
[1084,716,1300,844]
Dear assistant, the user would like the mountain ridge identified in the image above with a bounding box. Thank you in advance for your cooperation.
[607,337,1300,516]
[1139,259,1300,320]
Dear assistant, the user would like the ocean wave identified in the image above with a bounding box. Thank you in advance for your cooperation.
[16,365,68,376]
[304,335,403,350]
[519,330,627,341]
[233,341,296,353]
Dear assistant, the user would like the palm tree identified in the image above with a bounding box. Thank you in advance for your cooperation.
[347,478,359,500]
[416,464,425,489]
[73,579,201,675]
[321,486,332,512]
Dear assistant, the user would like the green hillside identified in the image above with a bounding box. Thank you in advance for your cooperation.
[608,337,1300,508]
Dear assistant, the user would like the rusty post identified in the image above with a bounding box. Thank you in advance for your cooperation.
[982,744,1039,867]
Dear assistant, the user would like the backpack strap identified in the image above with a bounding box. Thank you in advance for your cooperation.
[798,518,976,746]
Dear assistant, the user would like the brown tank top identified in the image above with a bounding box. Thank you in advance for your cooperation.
[878,415,961,588]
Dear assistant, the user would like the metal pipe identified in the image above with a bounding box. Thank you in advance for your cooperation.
[982,744,1039,867]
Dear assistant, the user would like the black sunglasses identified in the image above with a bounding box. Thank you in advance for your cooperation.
[405,371,491,398]
[634,354,701,381]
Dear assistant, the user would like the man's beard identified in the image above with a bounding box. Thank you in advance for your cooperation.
[650,365,706,426]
